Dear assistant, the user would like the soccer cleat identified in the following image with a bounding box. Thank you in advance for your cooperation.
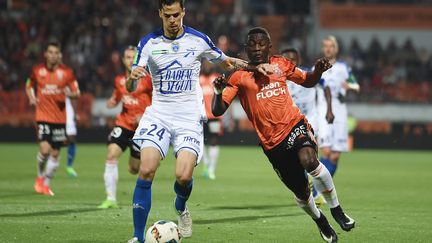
[314,211,338,243]
[176,205,192,238]
[97,199,119,209]
[314,194,327,208]
[66,166,78,177]
[34,176,44,194]
[208,171,216,180]
[331,205,355,231]
[42,185,55,196]
[126,237,139,243]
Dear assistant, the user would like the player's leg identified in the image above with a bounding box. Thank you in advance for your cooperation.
[201,122,210,177]
[42,147,61,196]
[128,148,141,175]
[66,135,78,177]
[132,147,161,242]
[262,145,337,242]
[206,120,221,180]
[172,124,203,238]
[34,140,51,194]
[174,149,196,237]
[130,118,171,243]
[327,121,349,176]
[299,147,355,232]
[98,143,123,209]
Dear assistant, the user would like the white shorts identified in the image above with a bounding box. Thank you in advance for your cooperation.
[65,98,77,136]
[132,112,204,164]
[329,121,349,152]
[317,103,331,148]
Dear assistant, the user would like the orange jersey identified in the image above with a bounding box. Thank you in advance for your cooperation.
[222,56,308,150]
[199,73,222,120]
[26,63,79,124]
[112,73,152,131]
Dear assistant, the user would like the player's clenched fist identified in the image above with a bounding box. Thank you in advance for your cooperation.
[213,75,227,95]
[314,57,332,73]
[130,66,149,80]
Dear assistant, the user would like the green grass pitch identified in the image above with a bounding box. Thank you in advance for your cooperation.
[1,143,431,242]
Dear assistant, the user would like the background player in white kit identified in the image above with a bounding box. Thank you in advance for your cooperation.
[124,1,270,242]
[65,97,78,177]
[282,48,319,132]
[319,36,360,177]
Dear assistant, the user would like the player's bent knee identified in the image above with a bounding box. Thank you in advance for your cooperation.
[175,173,193,186]
[298,148,319,172]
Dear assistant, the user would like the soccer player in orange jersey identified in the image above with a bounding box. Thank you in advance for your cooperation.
[25,41,80,196]
[212,27,355,243]
[98,46,153,209]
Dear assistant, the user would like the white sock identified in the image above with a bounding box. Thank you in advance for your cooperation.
[310,163,340,208]
[44,156,59,186]
[208,145,219,174]
[36,152,48,177]
[104,161,118,201]
[202,147,210,168]
[295,194,321,219]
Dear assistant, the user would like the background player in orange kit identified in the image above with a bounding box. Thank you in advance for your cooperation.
[212,27,355,243]
[98,46,153,209]
[25,40,80,196]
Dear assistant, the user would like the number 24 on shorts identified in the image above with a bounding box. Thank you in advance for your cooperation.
[143,124,166,141]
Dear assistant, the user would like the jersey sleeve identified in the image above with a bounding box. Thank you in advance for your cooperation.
[274,56,307,84]
[201,35,226,63]
[222,71,241,105]
[133,39,150,68]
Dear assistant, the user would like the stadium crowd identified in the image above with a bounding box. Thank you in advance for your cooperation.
[1,0,431,103]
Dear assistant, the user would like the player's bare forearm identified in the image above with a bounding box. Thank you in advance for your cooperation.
[212,94,229,117]
[219,57,248,72]
[212,76,230,116]
[25,87,37,105]
[324,86,335,123]
[67,91,80,99]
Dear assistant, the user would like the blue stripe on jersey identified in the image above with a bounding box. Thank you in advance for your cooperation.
[184,26,222,56]
[134,28,163,66]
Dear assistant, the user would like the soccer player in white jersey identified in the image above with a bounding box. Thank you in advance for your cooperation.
[65,97,78,177]
[282,48,319,131]
[124,1,270,242]
[319,36,359,177]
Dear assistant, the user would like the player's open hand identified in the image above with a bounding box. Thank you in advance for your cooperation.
[213,75,227,94]
[314,57,332,73]
[256,63,279,76]
[29,97,38,106]
[130,66,149,80]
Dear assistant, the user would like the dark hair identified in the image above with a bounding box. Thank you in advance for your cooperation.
[280,47,300,56]
[45,39,61,51]
[123,45,137,56]
[159,0,185,9]
[246,27,271,41]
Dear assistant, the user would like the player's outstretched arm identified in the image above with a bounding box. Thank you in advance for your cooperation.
[219,57,248,72]
[302,57,332,88]
[212,76,230,117]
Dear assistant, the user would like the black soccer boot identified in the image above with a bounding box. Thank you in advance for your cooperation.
[330,205,355,232]
[314,211,338,243]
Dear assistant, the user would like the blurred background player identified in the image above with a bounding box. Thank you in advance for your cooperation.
[65,96,78,177]
[25,40,80,196]
[98,46,152,209]
[212,27,355,243]
[200,62,223,180]
[319,36,360,177]
[283,47,319,132]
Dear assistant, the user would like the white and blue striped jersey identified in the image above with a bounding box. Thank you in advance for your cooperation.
[133,26,226,122]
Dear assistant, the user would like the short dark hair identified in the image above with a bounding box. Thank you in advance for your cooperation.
[123,45,137,56]
[159,0,185,9]
[246,27,271,41]
[280,47,300,56]
[45,39,61,51]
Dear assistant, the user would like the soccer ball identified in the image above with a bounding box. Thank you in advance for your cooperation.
[145,220,182,243]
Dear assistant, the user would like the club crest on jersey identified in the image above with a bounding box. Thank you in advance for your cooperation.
[171,42,180,52]
[39,68,47,77]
